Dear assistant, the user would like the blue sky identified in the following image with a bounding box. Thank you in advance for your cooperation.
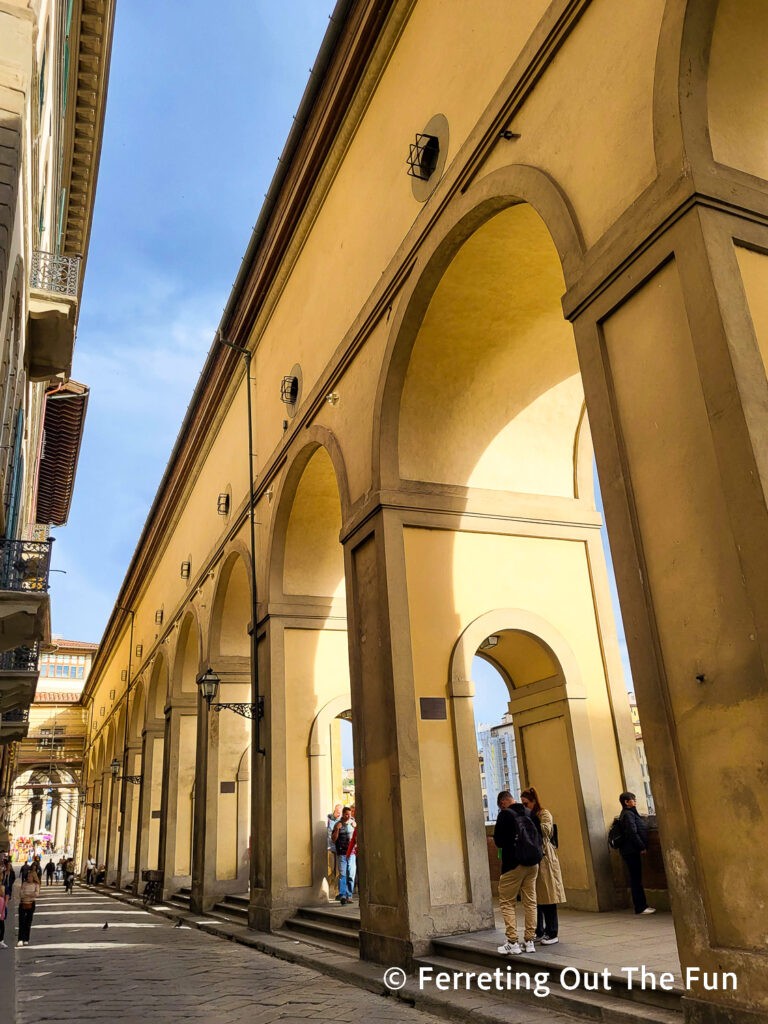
[51,2,336,641]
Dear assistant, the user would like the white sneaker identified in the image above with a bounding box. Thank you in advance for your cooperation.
[497,941,522,955]
[641,907,657,915]
[541,936,559,945]
[0,941,7,948]
[524,940,536,953]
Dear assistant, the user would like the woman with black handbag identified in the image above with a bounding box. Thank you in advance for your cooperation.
[521,787,565,944]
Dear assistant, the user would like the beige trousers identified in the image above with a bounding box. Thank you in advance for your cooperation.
[498,863,539,943]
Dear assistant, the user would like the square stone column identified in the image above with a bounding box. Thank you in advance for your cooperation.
[571,203,768,1023]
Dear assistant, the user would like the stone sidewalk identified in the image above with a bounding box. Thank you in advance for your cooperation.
[11,886,574,1024]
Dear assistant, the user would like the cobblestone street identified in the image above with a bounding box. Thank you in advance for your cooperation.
[12,887,435,1024]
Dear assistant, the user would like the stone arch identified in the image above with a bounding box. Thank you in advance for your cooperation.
[146,654,169,723]
[266,428,352,601]
[373,163,585,491]
[308,693,353,898]
[208,545,251,663]
[448,609,611,911]
[172,609,203,696]
[129,677,146,741]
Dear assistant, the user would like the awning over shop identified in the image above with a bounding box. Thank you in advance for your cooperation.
[34,380,89,527]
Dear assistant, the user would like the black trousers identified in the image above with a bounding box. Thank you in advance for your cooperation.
[18,904,35,942]
[0,917,5,941]
[536,904,559,938]
[86,868,94,885]
[622,851,647,913]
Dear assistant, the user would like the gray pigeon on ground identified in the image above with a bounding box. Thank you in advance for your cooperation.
[102,922,108,930]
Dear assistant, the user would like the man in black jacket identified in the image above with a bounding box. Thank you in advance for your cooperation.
[618,792,656,915]
[493,791,541,954]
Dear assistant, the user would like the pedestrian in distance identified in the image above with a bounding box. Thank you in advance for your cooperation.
[520,786,566,944]
[17,864,40,946]
[0,869,7,948]
[44,859,55,886]
[331,806,356,905]
[611,791,656,915]
[86,854,96,886]
[64,857,76,894]
[493,790,543,955]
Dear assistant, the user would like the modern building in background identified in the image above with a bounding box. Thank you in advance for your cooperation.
[477,715,520,822]
[627,692,655,814]
[0,0,115,849]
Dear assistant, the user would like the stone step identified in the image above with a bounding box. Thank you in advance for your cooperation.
[425,943,683,1020]
[293,905,361,932]
[281,916,361,951]
[211,897,248,922]
[418,953,682,1024]
[168,890,190,909]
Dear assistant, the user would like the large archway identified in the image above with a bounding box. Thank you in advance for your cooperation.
[369,197,645,937]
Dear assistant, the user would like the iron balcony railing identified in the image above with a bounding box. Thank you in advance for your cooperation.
[30,250,81,297]
[0,538,53,592]
[1,709,29,726]
[0,643,39,672]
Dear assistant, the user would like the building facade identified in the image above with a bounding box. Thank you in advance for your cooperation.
[80,3,768,1021]
[0,0,115,847]
[5,637,95,856]
[477,715,520,821]
[628,691,655,815]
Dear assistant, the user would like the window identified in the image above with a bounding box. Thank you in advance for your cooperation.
[55,665,62,677]
[77,667,84,678]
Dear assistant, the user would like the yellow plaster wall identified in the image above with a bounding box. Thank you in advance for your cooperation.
[147,734,163,871]
[174,713,197,876]
[735,245,768,376]
[216,682,250,880]
[403,525,623,905]
[283,447,345,598]
[399,204,582,493]
[284,627,351,888]
[708,0,768,181]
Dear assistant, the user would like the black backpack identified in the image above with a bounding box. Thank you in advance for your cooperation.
[608,815,625,850]
[514,813,543,866]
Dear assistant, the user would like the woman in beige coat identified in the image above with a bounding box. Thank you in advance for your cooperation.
[521,786,565,945]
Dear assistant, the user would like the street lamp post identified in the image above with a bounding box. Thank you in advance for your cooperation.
[196,668,264,720]
[216,336,264,754]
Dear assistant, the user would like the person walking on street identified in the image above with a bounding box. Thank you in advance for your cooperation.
[493,790,543,955]
[521,787,566,944]
[86,855,96,886]
[0,869,7,948]
[616,791,656,915]
[331,806,356,905]
[64,857,75,894]
[44,859,55,886]
[17,865,40,946]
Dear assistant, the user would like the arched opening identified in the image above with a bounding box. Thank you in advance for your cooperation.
[165,615,200,889]
[141,656,168,874]
[268,442,353,910]
[381,200,650,931]
[206,550,252,898]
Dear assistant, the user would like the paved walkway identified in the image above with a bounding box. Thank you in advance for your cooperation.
[9,885,529,1024]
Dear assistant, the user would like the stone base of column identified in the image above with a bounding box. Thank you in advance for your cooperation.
[682,995,767,1024]
[359,930,428,969]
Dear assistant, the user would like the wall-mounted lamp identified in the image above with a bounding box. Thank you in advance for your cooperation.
[407,133,439,180]
[180,561,191,579]
[280,375,299,405]
[110,757,141,785]
[196,667,263,720]
[479,635,499,651]
[217,493,230,516]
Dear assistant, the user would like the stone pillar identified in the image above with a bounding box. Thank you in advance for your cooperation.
[29,797,42,836]
[95,769,111,869]
[159,698,197,895]
[134,723,164,892]
[105,770,121,884]
[342,508,433,965]
[115,742,141,889]
[570,203,768,1023]
[190,690,212,914]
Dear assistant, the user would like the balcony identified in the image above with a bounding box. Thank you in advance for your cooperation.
[0,539,52,653]
[0,643,39,713]
[27,251,81,381]
[0,708,30,745]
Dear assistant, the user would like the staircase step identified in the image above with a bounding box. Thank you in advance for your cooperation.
[283,916,361,950]
[421,949,682,1023]
[169,892,190,908]
[293,905,361,931]
[211,900,249,922]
